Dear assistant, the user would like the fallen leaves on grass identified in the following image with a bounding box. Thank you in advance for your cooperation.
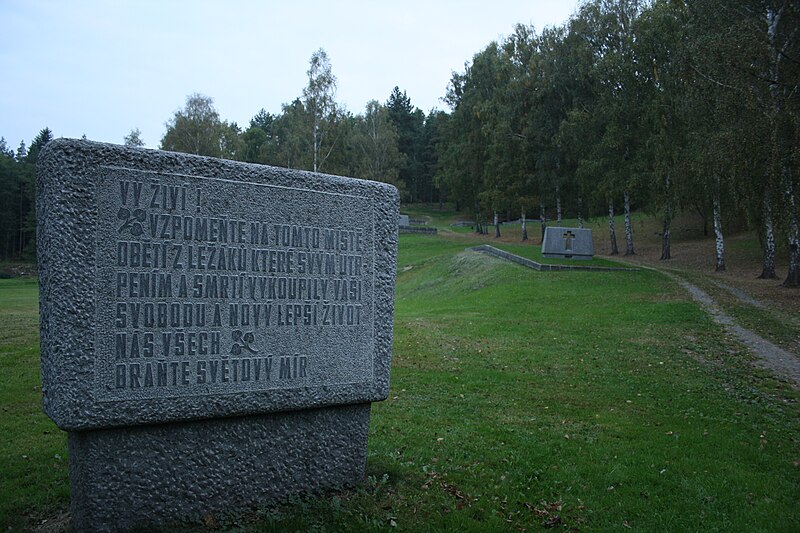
[543,514,563,528]
[420,471,474,509]
[524,500,565,528]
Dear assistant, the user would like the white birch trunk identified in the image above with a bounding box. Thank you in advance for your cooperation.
[577,195,583,229]
[661,172,672,261]
[609,200,619,255]
[766,5,800,286]
[784,184,800,286]
[760,190,777,279]
[521,208,528,241]
[494,211,500,238]
[713,178,725,272]
[556,186,562,222]
[624,191,634,255]
[312,118,319,173]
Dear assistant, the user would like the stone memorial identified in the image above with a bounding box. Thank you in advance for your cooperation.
[37,139,398,532]
[541,226,594,260]
[398,214,410,226]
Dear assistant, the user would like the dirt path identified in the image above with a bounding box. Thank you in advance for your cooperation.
[432,215,799,386]
[709,280,767,309]
[661,271,800,388]
[472,240,800,387]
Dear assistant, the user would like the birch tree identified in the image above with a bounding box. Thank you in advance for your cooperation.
[303,48,340,173]
[123,128,145,147]
[623,191,635,255]
[161,94,224,157]
[352,100,403,186]
[763,2,800,286]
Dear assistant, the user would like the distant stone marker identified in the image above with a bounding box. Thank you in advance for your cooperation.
[37,139,398,532]
[398,213,437,235]
[542,226,594,260]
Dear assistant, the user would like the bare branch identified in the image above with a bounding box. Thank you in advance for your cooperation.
[689,63,742,91]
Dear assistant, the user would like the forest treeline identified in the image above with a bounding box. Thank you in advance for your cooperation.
[0,128,53,261]
[1,0,798,285]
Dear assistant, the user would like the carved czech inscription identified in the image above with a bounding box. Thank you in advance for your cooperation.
[95,168,375,401]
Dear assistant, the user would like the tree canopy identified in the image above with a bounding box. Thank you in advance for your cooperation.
[3,2,799,284]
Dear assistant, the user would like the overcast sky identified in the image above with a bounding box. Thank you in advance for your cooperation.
[1,0,580,150]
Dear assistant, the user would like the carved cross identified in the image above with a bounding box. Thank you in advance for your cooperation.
[563,230,576,251]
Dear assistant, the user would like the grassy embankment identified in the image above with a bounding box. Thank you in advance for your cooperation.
[0,206,798,531]
[405,205,799,360]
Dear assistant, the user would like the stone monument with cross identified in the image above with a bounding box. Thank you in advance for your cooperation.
[37,139,398,532]
[541,226,594,260]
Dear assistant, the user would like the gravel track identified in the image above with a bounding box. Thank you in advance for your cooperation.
[665,272,800,388]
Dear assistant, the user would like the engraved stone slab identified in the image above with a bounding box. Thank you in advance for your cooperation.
[541,226,594,260]
[38,139,398,431]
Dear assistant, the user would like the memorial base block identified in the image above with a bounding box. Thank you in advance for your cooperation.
[68,403,370,532]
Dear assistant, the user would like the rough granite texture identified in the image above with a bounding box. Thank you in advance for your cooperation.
[541,226,594,260]
[69,403,371,533]
[39,139,397,531]
[37,139,398,431]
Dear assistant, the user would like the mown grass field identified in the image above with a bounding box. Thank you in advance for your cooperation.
[1,209,798,531]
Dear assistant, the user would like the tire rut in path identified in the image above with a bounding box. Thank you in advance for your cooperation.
[709,279,767,309]
[664,272,800,388]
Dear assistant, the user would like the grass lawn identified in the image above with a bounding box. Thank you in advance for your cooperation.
[0,277,69,529]
[1,214,798,531]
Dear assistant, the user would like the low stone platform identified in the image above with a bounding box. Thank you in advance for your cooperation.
[469,245,638,272]
[399,226,437,234]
